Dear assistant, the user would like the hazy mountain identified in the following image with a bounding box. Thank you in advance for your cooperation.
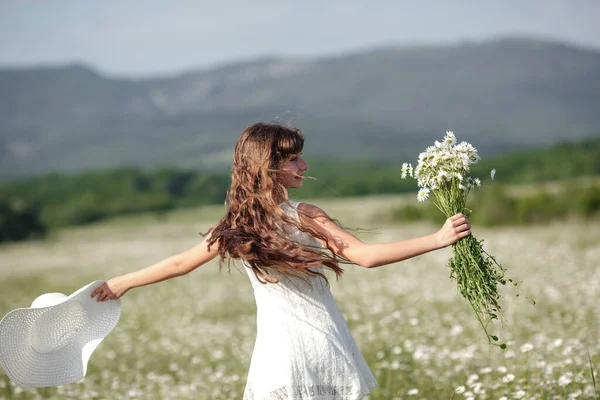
[1,37,600,180]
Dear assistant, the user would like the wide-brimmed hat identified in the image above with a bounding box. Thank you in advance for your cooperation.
[0,280,121,388]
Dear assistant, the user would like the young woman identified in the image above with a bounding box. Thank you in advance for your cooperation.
[91,122,471,399]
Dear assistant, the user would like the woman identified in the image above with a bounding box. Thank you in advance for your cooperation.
[91,122,471,399]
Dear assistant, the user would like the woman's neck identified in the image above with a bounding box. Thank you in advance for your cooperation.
[272,188,289,205]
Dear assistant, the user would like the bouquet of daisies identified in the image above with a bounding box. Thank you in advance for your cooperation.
[401,131,520,347]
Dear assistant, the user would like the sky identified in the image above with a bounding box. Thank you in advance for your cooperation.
[1,0,599,77]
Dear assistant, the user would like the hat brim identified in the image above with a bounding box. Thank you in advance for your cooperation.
[0,281,121,388]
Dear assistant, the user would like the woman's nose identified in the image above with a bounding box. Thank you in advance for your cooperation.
[300,158,308,171]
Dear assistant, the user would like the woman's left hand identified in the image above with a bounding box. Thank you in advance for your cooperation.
[435,213,471,248]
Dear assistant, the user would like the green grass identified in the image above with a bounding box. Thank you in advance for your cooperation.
[0,195,599,399]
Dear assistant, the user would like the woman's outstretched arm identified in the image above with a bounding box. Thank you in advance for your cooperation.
[91,229,219,301]
[297,203,470,269]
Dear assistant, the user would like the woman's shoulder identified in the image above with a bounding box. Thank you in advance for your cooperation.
[293,201,331,222]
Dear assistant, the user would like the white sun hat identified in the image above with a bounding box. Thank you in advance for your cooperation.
[0,280,121,388]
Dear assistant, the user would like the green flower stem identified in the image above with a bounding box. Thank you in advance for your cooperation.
[431,184,509,346]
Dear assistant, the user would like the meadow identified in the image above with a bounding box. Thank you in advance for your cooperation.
[0,194,598,400]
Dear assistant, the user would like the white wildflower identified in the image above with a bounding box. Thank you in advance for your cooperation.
[444,130,456,145]
[471,382,484,395]
[450,324,463,336]
[502,373,515,383]
[417,188,430,202]
[479,367,492,374]
[491,168,496,180]
[401,163,408,179]
[455,386,466,394]
[407,388,419,395]
[437,170,451,183]
[520,343,534,353]
[514,390,526,399]
[558,372,573,386]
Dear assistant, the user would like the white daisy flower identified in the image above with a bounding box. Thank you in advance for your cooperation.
[417,188,430,202]
[558,372,573,386]
[455,386,466,394]
[444,131,456,145]
[502,373,515,383]
[491,168,496,180]
[401,163,408,179]
[455,142,467,152]
[520,343,534,353]
[407,388,419,395]
[437,170,451,183]
[514,390,526,399]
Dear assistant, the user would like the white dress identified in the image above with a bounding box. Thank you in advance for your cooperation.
[242,201,378,400]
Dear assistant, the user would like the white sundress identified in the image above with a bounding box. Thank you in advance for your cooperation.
[242,201,378,400]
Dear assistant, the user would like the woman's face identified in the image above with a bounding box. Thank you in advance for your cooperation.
[276,153,308,188]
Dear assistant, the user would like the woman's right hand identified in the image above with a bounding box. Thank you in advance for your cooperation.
[91,276,131,302]
[435,213,471,248]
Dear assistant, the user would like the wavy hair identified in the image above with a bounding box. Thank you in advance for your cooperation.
[207,122,346,284]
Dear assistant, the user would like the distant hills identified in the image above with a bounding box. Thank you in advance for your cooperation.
[1,37,600,180]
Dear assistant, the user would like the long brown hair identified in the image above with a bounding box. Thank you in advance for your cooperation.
[207,122,346,284]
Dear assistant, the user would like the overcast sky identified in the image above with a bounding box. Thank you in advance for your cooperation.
[1,0,599,77]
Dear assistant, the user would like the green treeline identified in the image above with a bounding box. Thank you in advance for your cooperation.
[1,137,599,242]
[469,137,600,183]
[389,181,600,227]
[0,168,230,229]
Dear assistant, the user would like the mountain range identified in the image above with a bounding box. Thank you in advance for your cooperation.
[1,37,600,180]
